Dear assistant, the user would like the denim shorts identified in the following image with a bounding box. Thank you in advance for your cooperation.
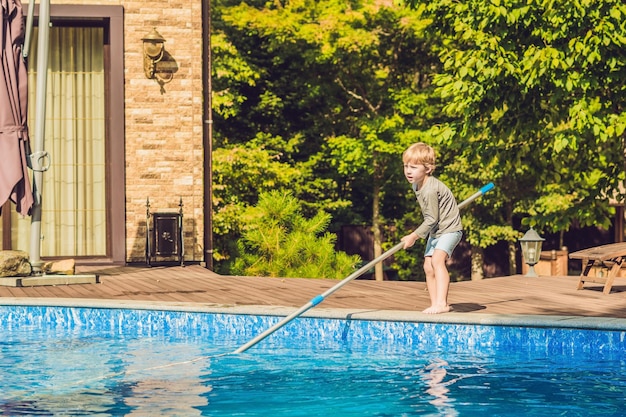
[424,231,463,257]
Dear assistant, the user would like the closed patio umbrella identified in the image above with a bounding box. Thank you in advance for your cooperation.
[0,0,33,217]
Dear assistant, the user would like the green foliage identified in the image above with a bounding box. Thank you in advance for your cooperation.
[409,0,626,241]
[211,0,443,275]
[211,137,351,270]
[211,0,626,278]
[231,190,361,278]
[210,32,260,119]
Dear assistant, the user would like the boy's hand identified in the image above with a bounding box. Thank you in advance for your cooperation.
[401,232,419,249]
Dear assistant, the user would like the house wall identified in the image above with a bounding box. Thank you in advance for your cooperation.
[45,0,206,263]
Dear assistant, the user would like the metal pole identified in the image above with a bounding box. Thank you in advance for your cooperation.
[457,183,494,210]
[202,0,214,270]
[23,0,35,58]
[233,183,495,353]
[29,0,51,273]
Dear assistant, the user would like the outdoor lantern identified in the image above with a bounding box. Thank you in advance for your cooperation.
[142,28,166,80]
[519,227,545,277]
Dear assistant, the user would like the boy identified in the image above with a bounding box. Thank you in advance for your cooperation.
[400,143,462,314]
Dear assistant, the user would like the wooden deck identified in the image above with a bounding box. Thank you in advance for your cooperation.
[0,264,625,319]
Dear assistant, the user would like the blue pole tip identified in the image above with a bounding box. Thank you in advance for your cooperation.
[310,295,325,306]
[480,182,495,194]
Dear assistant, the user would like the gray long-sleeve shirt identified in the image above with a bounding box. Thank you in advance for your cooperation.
[412,177,462,239]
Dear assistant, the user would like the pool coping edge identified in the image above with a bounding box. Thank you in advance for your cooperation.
[1,297,625,331]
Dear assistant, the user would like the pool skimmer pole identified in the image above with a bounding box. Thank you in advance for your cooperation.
[233,182,495,354]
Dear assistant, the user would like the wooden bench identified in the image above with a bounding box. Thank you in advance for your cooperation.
[569,242,626,294]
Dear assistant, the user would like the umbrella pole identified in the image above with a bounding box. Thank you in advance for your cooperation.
[29,0,51,274]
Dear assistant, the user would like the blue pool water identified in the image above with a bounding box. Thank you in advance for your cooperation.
[0,305,625,416]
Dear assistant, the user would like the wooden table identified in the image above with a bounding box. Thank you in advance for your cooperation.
[569,242,626,294]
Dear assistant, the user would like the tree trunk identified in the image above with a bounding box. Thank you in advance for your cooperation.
[508,240,517,275]
[470,245,484,280]
[372,179,384,281]
[506,203,517,276]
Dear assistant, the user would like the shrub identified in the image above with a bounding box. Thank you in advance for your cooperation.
[231,190,360,279]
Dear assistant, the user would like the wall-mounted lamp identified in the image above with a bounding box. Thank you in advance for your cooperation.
[142,28,166,78]
[519,227,545,277]
[142,28,174,89]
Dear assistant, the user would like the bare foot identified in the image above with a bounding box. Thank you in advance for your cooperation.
[422,305,452,314]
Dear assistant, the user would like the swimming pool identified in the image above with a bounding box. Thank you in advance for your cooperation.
[1,303,625,416]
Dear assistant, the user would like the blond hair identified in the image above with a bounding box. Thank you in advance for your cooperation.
[402,142,436,172]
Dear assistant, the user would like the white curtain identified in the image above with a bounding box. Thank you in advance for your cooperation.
[12,26,106,257]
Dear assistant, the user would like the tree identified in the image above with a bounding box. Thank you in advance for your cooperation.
[403,0,626,276]
[217,0,443,280]
[231,190,360,278]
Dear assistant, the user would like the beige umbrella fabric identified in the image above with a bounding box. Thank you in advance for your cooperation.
[0,0,33,216]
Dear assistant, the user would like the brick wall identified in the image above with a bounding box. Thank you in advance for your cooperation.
[50,0,206,263]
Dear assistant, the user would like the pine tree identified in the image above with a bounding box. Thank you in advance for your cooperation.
[232,191,360,279]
